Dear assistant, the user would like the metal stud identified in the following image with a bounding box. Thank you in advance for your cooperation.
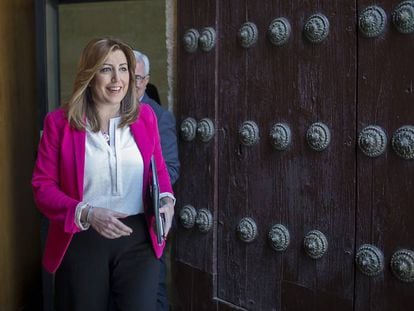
[390,249,414,282]
[306,122,331,151]
[304,14,330,43]
[239,121,260,146]
[358,125,387,157]
[358,6,387,38]
[199,27,216,52]
[197,118,215,142]
[268,224,290,251]
[392,1,414,34]
[355,244,384,276]
[270,123,291,151]
[239,22,258,48]
[178,205,197,229]
[183,28,200,53]
[195,208,213,233]
[268,18,291,46]
[237,217,257,243]
[303,230,328,259]
[392,125,414,159]
[180,117,197,141]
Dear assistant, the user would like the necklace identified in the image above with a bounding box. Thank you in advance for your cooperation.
[101,131,110,144]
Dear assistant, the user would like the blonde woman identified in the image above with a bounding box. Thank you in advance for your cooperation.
[32,37,174,311]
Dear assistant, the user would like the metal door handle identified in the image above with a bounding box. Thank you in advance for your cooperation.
[303,230,328,259]
[179,205,197,229]
[268,224,290,251]
[359,6,387,38]
[304,14,330,43]
[237,217,258,242]
[355,244,384,276]
[392,1,414,34]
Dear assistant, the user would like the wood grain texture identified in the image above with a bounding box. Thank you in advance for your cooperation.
[173,0,413,310]
[356,0,414,310]
[217,1,356,309]
[174,0,217,274]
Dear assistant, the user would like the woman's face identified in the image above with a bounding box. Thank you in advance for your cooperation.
[90,49,130,107]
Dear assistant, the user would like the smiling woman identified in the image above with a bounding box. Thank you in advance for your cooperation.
[59,0,172,109]
[90,50,130,125]
[36,1,178,310]
[65,39,137,132]
[32,37,175,311]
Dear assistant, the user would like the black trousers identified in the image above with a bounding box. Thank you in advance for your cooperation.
[40,216,54,311]
[55,214,160,311]
[156,252,168,310]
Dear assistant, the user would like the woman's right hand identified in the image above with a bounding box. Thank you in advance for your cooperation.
[87,207,133,239]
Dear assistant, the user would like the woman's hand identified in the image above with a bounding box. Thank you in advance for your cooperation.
[159,197,175,237]
[87,207,133,239]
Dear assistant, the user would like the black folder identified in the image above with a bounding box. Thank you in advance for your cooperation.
[150,156,165,245]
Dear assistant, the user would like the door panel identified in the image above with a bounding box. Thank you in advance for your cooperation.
[356,1,414,310]
[216,1,356,310]
[175,0,217,271]
[173,0,218,309]
[174,1,413,310]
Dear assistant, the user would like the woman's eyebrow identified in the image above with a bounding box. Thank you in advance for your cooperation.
[102,62,128,66]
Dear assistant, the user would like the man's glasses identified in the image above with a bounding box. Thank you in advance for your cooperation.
[135,75,149,83]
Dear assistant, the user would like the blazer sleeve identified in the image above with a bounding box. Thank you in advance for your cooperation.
[32,112,81,234]
[157,109,180,185]
[145,107,173,195]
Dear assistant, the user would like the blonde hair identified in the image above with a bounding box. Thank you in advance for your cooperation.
[64,37,138,131]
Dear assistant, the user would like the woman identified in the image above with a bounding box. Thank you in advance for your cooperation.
[32,37,175,311]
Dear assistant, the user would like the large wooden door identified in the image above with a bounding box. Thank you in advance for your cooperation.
[355,1,414,310]
[173,1,413,310]
[173,0,218,310]
[216,1,356,310]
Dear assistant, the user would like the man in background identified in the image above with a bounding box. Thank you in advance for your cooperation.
[134,50,180,310]
[146,82,162,106]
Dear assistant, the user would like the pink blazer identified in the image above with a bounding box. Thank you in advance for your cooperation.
[32,104,172,273]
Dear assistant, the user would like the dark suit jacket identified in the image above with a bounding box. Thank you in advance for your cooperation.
[142,92,180,184]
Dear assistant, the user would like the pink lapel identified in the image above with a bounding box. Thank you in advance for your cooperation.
[72,128,86,200]
[130,117,152,186]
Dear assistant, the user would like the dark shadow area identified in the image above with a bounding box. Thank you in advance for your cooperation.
[10,4,42,310]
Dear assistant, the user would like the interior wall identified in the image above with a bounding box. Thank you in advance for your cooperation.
[0,0,41,310]
[59,0,169,106]
[166,0,177,112]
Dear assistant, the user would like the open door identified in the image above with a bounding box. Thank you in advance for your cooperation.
[35,0,60,130]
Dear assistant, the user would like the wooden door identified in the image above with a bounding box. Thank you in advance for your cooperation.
[216,1,355,310]
[355,1,414,310]
[173,1,413,310]
[173,0,218,310]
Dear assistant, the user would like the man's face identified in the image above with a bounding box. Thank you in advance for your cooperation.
[134,60,150,100]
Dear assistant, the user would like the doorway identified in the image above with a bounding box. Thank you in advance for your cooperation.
[35,2,176,310]
[36,0,176,128]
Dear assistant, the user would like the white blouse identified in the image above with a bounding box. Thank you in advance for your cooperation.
[83,117,144,216]
[74,117,173,229]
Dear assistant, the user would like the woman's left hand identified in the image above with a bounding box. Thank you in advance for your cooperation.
[159,197,175,238]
